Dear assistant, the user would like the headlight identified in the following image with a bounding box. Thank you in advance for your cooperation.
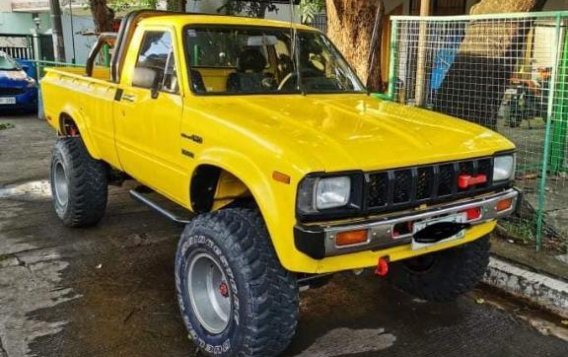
[493,155,515,182]
[297,176,351,213]
[316,176,351,209]
[26,78,37,88]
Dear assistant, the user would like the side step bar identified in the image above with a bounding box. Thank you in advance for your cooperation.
[130,189,191,225]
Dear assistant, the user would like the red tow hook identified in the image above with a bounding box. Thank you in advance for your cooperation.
[375,256,390,277]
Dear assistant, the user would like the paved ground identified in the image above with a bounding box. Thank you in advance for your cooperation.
[1,114,567,357]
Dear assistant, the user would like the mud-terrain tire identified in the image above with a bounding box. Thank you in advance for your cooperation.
[50,137,108,227]
[388,235,490,302]
[175,208,299,357]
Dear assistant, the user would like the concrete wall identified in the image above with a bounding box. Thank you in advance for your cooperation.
[0,2,12,12]
[60,13,96,64]
[0,12,50,35]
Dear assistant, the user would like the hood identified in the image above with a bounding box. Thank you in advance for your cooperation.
[0,69,31,87]
[197,94,515,173]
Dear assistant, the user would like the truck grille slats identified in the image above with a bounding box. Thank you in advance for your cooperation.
[366,158,493,211]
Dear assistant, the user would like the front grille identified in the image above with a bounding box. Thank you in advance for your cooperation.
[0,87,25,96]
[366,157,494,211]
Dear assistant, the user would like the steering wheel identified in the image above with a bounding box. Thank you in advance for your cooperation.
[277,69,322,91]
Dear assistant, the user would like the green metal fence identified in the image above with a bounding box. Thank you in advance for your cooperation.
[33,60,84,79]
[383,11,568,254]
[32,44,111,79]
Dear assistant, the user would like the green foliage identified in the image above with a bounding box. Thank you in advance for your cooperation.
[217,0,279,18]
[0,123,14,131]
[167,0,186,11]
[299,0,324,23]
[107,0,158,12]
[500,220,536,244]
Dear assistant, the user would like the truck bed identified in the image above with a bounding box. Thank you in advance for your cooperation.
[41,65,120,167]
[47,66,111,81]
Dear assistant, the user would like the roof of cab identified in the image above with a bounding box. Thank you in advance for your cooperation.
[139,14,317,32]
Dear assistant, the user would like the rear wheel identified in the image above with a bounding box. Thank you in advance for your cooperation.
[388,235,491,302]
[50,137,108,227]
[175,208,298,356]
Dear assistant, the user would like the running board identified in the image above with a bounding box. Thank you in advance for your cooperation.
[129,189,191,225]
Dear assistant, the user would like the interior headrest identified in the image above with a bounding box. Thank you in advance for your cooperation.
[237,48,267,72]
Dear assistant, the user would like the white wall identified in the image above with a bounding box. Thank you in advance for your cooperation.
[0,1,12,12]
[0,12,50,35]
[60,13,96,64]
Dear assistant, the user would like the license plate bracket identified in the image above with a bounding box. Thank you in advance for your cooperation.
[412,213,467,250]
[0,97,16,105]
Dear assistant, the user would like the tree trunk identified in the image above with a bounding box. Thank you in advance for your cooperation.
[433,0,547,129]
[167,0,187,12]
[89,0,114,33]
[325,0,384,91]
[49,0,66,62]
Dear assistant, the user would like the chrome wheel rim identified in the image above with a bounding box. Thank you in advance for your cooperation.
[53,162,69,207]
[187,252,231,334]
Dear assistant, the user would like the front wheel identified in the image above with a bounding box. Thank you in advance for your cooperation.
[175,208,299,356]
[388,235,491,302]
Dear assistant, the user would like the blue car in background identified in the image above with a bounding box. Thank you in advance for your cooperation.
[0,51,38,113]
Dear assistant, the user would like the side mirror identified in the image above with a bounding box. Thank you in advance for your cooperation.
[132,67,160,99]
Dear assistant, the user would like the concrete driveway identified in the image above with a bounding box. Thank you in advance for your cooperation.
[1,115,567,357]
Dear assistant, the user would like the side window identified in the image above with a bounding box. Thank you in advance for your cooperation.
[134,31,179,93]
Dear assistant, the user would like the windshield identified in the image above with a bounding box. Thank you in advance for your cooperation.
[184,26,365,95]
[0,53,20,71]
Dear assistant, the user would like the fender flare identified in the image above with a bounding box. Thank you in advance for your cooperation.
[194,148,293,264]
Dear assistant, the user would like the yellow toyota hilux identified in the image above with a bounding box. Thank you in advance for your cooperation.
[41,10,519,356]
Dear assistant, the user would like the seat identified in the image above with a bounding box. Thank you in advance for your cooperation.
[226,48,273,93]
[190,69,206,93]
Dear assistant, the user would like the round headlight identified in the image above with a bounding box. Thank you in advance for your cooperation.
[493,155,515,182]
[26,77,37,88]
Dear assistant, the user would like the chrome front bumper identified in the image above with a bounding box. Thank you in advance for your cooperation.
[294,188,519,259]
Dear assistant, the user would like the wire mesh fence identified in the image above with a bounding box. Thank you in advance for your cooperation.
[387,12,568,253]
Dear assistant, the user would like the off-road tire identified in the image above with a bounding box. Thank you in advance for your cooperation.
[388,235,490,302]
[175,208,299,356]
[50,137,108,227]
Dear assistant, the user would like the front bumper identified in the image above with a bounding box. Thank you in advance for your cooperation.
[295,188,519,259]
[0,87,38,111]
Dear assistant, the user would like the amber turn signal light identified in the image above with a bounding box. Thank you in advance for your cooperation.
[496,198,513,212]
[335,230,368,247]
[272,171,291,184]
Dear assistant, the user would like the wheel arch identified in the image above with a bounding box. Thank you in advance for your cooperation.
[57,107,101,159]
[189,152,284,250]
[190,161,270,214]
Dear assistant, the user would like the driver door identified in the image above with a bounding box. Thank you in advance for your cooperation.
[114,29,186,199]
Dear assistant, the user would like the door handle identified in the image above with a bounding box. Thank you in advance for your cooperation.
[122,94,136,102]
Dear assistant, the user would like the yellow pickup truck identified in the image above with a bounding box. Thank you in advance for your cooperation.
[42,10,519,357]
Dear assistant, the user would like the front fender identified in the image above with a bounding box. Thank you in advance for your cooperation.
[195,147,320,273]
